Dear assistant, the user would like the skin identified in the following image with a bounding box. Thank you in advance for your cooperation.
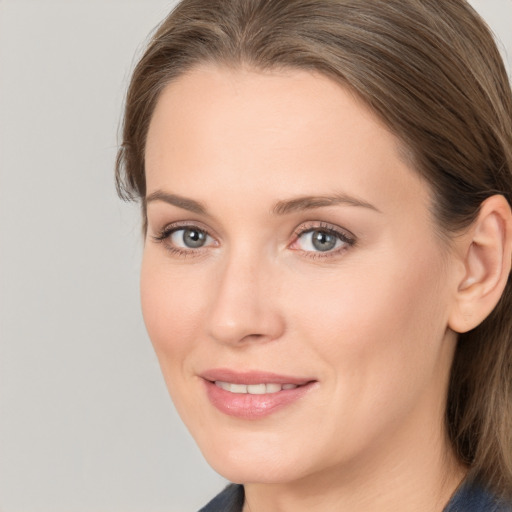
[141,65,469,511]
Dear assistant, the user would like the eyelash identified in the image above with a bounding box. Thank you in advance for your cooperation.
[151,221,356,260]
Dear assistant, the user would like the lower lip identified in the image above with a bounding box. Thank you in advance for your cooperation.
[203,380,315,419]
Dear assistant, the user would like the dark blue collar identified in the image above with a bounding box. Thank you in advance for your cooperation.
[199,484,244,512]
[200,480,512,512]
[443,479,512,512]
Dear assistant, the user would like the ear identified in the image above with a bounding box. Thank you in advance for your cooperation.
[448,195,512,333]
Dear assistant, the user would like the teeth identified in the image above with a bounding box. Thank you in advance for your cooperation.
[230,383,248,394]
[214,382,299,394]
[216,381,231,391]
[266,383,282,393]
[247,384,266,395]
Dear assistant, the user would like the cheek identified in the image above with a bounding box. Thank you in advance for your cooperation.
[140,252,206,368]
[272,250,452,465]
[285,247,450,398]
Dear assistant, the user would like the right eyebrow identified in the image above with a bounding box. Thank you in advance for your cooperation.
[146,190,208,215]
[272,193,380,215]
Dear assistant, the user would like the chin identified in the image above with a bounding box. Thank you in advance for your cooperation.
[206,455,305,485]
[193,428,316,484]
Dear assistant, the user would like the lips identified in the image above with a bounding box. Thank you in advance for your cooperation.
[200,368,312,385]
[200,369,316,419]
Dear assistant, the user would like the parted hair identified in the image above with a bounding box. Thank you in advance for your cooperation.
[116,0,512,498]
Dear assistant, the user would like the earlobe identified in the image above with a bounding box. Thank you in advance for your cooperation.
[448,195,512,333]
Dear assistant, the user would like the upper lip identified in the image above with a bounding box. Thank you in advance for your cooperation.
[200,368,315,386]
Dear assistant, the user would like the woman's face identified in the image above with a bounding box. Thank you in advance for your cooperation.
[142,65,461,484]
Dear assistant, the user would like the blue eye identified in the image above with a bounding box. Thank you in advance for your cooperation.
[296,229,343,252]
[152,224,216,255]
[169,227,213,249]
[293,225,355,255]
[307,230,339,251]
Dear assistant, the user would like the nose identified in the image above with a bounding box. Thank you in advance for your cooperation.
[206,251,285,346]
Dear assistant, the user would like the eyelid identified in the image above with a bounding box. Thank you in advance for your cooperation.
[150,219,219,241]
[292,221,356,242]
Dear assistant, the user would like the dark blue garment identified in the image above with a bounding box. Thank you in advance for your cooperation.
[444,479,512,512]
[199,480,512,511]
[199,484,244,512]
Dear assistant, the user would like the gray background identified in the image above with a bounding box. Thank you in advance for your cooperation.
[0,1,510,511]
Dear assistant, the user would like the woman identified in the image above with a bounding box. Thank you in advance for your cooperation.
[116,0,512,510]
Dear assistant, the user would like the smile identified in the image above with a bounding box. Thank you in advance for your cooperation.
[201,370,317,419]
[214,382,299,394]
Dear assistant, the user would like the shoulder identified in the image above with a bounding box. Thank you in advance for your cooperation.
[198,484,244,512]
[444,479,512,512]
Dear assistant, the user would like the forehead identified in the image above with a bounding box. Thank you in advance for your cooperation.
[146,64,391,165]
[145,64,432,220]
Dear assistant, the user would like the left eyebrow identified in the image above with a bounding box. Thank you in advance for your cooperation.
[272,194,381,215]
[146,190,208,215]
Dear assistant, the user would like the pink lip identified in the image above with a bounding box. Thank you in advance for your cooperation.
[200,368,313,386]
[200,368,317,420]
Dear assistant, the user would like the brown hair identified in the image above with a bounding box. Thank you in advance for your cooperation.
[116,0,512,497]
